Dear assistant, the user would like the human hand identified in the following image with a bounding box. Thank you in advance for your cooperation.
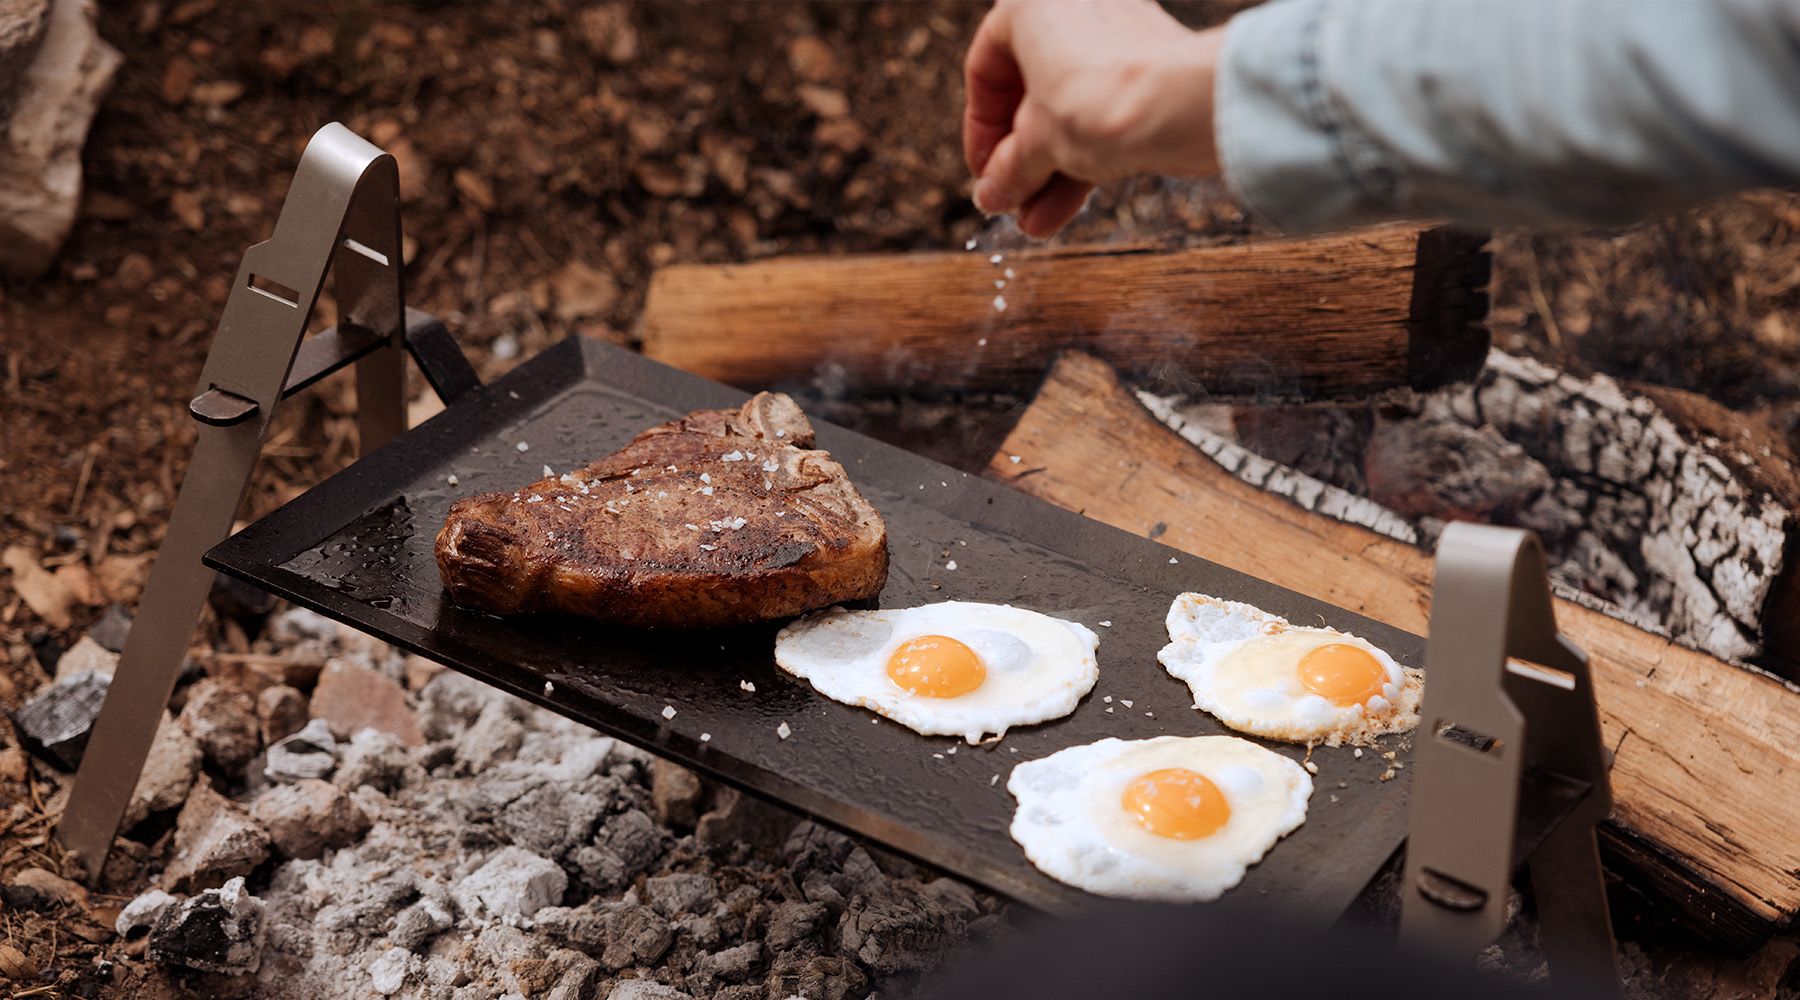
[963,0,1224,238]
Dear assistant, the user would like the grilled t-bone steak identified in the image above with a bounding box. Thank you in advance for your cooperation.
[435,392,888,628]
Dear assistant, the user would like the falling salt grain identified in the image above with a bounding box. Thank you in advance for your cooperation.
[947,745,957,755]
[516,441,530,452]
[661,705,677,720]
[992,294,1007,312]
[740,680,756,693]
[777,722,792,740]
[977,337,988,346]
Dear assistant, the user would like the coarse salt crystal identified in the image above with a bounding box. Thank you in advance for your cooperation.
[945,560,957,571]
[1004,267,1016,279]
[990,774,999,786]
[1353,748,1363,758]
[727,517,747,529]
[1120,700,1133,708]
[721,451,745,462]
[700,472,711,484]
[657,491,668,498]
[700,486,714,496]
[701,733,712,742]
[995,279,1006,290]
[1009,455,1021,464]
[933,753,944,759]
[700,543,717,551]
[989,253,1002,264]
[740,680,756,693]
[761,458,779,473]
[446,474,459,486]
[965,237,978,250]
[947,745,957,755]
[993,294,1006,312]
[1103,696,1112,703]
[1098,620,1112,627]
[1105,707,1114,713]
[1168,557,1178,564]
[1304,760,1319,774]
[543,464,555,477]
[543,681,554,695]
[661,705,676,720]
[516,441,530,452]
[977,337,987,346]
[685,523,699,531]
[777,722,791,739]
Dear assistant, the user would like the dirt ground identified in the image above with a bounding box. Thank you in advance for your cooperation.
[5,1,1800,997]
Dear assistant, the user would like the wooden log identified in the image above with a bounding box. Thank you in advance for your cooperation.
[641,224,1490,403]
[989,351,1800,951]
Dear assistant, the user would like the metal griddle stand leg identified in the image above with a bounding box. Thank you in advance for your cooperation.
[1401,523,1619,996]
[57,123,478,880]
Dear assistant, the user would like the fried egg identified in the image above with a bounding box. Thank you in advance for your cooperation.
[774,602,1099,743]
[1158,594,1422,746]
[1009,735,1311,901]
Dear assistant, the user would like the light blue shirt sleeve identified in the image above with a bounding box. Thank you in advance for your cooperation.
[1215,0,1800,232]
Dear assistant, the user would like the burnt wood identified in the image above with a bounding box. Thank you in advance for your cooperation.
[208,335,1429,917]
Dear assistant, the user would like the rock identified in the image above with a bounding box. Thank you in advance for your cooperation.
[695,786,796,850]
[572,808,668,891]
[546,956,603,1000]
[838,883,967,975]
[402,653,444,692]
[600,903,674,970]
[695,940,760,983]
[921,877,981,919]
[179,677,260,772]
[256,684,308,745]
[310,657,424,746]
[8,669,106,770]
[369,945,413,995]
[389,895,454,951]
[766,954,869,1000]
[0,0,121,279]
[606,981,691,1000]
[0,0,50,103]
[764,900,829,951]
[454,697,524,772]
[251,778,369,860]
[334,727,412,792]
[147,876,266,975]
[116,887,178,938]
[499,782,605,858]
[86,602,132,651]
[453,846,567,921]
[163,780,272,892]
[122,712,201,828]
[8,866,86,907]
[644,872,717,919]
[649,757,702,827]
[264,718,338,782]
[53,634,115,680]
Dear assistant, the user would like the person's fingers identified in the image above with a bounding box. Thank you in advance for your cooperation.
[973,102,1058,215]
[1017,173,1094,239]
[962,8,1023,176]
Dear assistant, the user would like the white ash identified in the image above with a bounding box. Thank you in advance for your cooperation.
[110,613,1021,1000]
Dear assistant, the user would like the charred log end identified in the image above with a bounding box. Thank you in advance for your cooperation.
[1599,821,1777,957]
[1407,225,1493,391]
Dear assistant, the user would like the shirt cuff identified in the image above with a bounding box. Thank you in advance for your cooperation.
[1215,0,1396,233]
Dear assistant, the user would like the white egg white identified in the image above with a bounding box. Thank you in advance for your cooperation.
[1158,593,1423,746]
[1008,735,1311,901]
[774,602,1100,743]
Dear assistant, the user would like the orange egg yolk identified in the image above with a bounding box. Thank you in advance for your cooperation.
[885,635,986,698]
[1122,768,1231,840]
[1297,643,1387,706]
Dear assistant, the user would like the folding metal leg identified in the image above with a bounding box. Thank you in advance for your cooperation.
[59,123,415,879]
[1401,523,1618,996]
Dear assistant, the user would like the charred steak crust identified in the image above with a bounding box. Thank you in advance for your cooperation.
[434,392,889,628]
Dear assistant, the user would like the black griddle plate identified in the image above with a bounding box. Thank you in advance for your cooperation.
[207,336,1421,917]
